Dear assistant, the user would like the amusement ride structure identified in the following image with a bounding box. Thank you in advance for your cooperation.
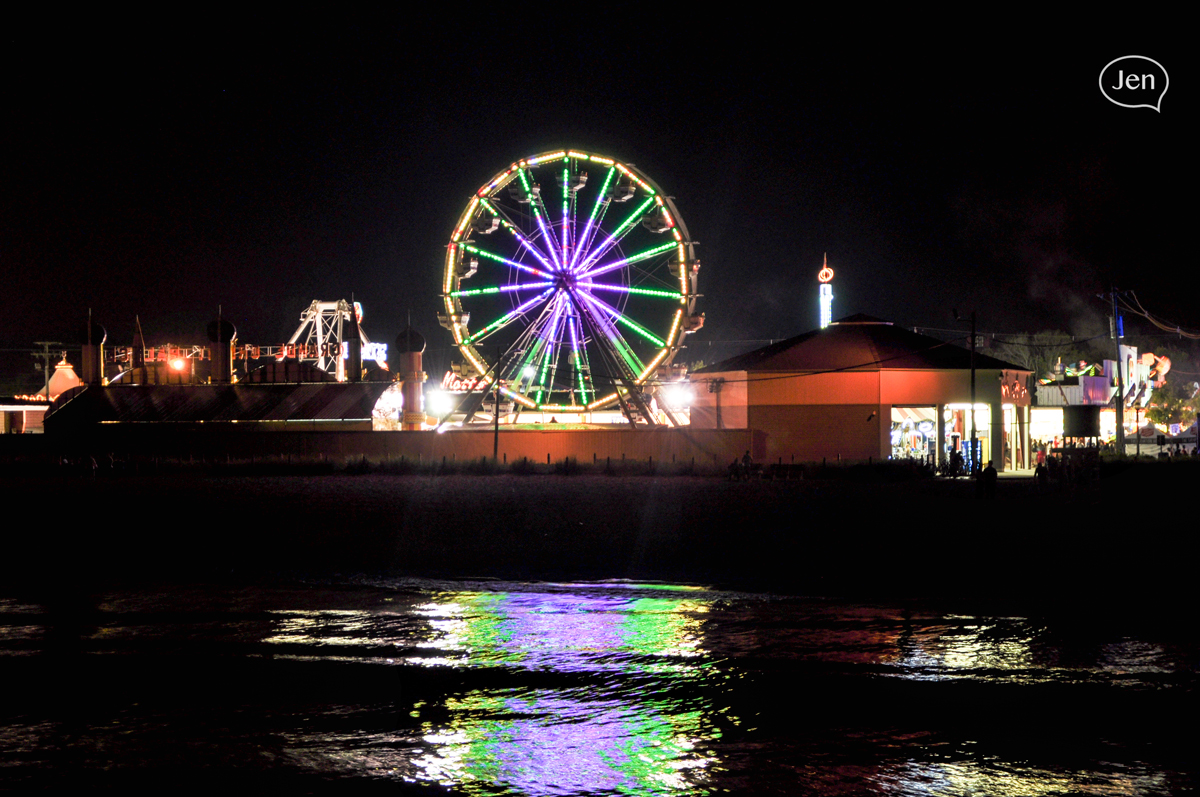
[439,150,704,425]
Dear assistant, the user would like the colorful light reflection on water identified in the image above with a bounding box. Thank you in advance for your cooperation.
[405,587,718,795]
[1,585,1194,795]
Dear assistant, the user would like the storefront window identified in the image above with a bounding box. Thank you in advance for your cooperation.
[891,407,937,461]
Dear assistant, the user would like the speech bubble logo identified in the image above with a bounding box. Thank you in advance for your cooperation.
[1100,56,1168,112]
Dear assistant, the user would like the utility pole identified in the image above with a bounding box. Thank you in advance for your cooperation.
[32,341,62,400]
[1111,287,1126,455]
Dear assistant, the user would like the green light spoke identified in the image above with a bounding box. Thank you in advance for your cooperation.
[464,289,554,345]
[570,166,617,273]
[582,283,683,300]
[578,240,678,280]
[519,168,563,271]
[584,293,666,347]
[575,196,656,274]
[478,198,555,272]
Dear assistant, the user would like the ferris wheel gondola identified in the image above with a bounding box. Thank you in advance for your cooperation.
[440,150,702,423]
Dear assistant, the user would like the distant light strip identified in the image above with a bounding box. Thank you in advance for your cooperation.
[587,392,618,411]
[615,162,653,194]
[667,308,683,345]
[527,151,567,165]
[636,348,669,383]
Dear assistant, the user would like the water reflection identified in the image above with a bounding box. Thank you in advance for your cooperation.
[261,583,723,795]
[407,587,718,795]
[413,691,714,795]
[410,589,706,673]
[1,586,1189,795]
[873,759,1168,796]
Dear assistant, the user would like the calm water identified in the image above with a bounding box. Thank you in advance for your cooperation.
[1,579,1194,794]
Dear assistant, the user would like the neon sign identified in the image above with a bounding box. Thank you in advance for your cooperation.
[818,254,834,329]
[442,371,486,393]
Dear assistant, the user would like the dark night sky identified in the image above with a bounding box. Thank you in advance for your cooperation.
[1,18,1188,383]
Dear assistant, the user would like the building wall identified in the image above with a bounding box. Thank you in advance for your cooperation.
[746,371,881,406]
[689,371,748,429]
[881,369,986,405]
[692,368,1020,465]
[748,404,884,464]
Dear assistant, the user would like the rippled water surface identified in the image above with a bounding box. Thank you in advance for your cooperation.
[1,580,1195,794]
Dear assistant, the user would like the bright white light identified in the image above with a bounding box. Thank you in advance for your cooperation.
[663,383,694,409]
[170,358,186,371]
[523,366,536,378]
[427,390,454,416]
[819,283,833,329]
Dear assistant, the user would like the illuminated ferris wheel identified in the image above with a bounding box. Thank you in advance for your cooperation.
[439,150,703,423]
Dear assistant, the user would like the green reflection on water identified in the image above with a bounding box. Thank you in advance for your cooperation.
[409,589,722,795]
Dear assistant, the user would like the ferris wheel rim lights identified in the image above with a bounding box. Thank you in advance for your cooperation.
[443,149,699,414]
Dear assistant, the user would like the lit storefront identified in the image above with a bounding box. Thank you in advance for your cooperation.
[692,315,1033,470]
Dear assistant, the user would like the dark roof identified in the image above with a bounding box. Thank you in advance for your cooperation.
[45,382,392,426]
[693,315,1028,373]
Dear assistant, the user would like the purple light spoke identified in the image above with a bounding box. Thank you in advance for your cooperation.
[530,196,564,272]
[574,196,656,274]
[568,167,616,272]
[465,289,554,345]
[478,200,556,272]
[577,241,677,281]
[577,291,657,358]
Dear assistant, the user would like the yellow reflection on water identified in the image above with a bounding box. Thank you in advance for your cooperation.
[874,759,1167,796]
[263,609,383,648]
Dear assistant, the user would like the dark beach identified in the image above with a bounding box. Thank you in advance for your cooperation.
[5,462,1194,606]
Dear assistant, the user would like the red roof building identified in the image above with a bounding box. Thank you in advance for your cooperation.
[690,315,1033,470]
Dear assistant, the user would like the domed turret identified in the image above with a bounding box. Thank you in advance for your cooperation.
[393,326,427,430]
[393,326,426,355]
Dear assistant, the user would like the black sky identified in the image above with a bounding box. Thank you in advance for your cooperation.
[1,18,1188,377]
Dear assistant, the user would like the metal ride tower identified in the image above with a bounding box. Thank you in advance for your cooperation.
[288,299,373,380]
[440,149,704,426]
